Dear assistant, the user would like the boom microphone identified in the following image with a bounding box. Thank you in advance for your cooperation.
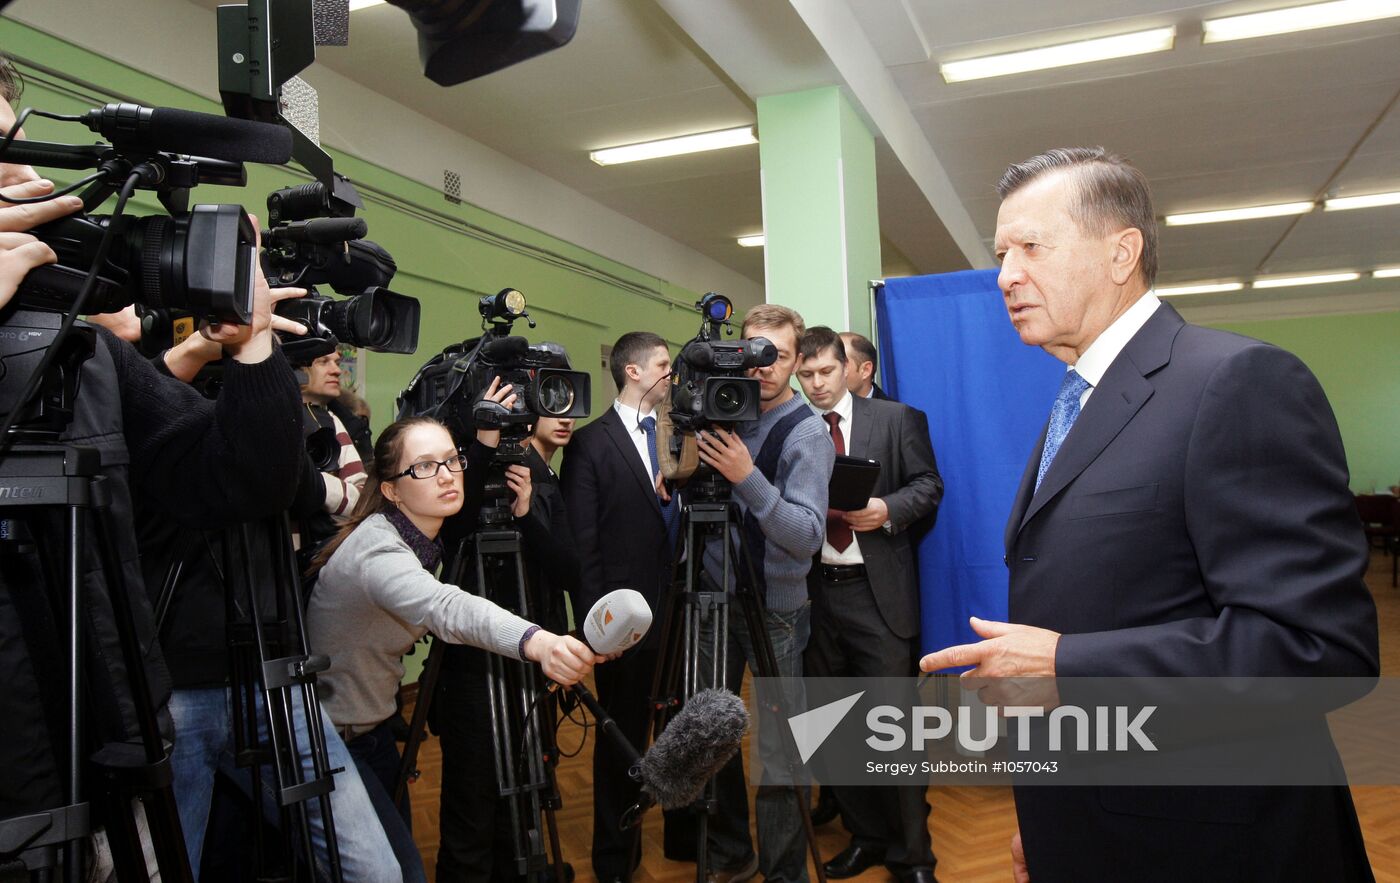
[263,217,369,245]
[82,103,294,165]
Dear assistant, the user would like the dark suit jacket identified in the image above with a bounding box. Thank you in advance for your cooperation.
[870,381,890,401]
[518,446,579,633]
[1005,303,1378,882]
[813,395,942,639]
[560,408,672,622]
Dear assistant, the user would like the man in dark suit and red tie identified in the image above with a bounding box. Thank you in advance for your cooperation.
[797,326,943,883]
[921,147,1378,882]
[561,331,691,882]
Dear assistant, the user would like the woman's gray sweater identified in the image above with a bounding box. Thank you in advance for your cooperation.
[307,512,533,736]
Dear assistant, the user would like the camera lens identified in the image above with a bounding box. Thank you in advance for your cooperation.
[537,374,576,415]
[711,380,746,418]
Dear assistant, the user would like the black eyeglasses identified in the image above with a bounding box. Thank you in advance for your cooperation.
[391,454,469,480]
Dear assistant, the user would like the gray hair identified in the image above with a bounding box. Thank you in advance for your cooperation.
[996,147,1158,287]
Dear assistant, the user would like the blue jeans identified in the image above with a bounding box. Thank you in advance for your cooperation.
[169,687,424,883]
[698,600,811,883]
[345,720,423,881]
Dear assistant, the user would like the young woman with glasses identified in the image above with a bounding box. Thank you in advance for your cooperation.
[305,378,598,881]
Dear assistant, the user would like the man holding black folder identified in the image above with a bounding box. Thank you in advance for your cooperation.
[796,326,944,883]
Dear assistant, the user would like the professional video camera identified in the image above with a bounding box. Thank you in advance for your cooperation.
[262,181,421,362]
[0,102,292,441]
[397,288,589,509]
[2,103,293,326]
[657,292,775,481]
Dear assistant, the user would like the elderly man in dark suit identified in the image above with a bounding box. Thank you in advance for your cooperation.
[921,147,1378,882]
[797,326,943,883]
[561,331,694,882]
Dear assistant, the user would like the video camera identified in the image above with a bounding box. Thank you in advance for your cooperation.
[657,293,774,481]
[397,287,590,466]
[262,181,421,362]
[0,102,293,438]
[4,103,290,325]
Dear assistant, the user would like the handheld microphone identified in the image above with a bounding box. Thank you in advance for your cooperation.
[569,592,749,821]
[580,588,651,655]
[82,103,294,165]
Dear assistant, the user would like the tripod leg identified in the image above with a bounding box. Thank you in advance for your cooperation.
[727,533,827,883]
[65,507,85,883]
[395,538,467,805]
[89,509,194,883]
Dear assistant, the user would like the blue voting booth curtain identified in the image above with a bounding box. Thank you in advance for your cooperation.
[875,269,1063,658]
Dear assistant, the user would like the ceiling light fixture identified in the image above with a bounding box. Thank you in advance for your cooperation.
[939,26,1175,83]
[589,126,757,166]
[737,235,765,248]
[1164,201,1314,226]
[1156,282,1245,296]
[1203,0,1400,43]
[1373,267,1400,278]
[349,0,386,10]
[1323,190,1400,211]
[1253,271,1361,289]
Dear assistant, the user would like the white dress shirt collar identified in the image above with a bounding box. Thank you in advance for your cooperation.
[613,398,655,431]
[819,389,855,425]
[1071,291,1162,389]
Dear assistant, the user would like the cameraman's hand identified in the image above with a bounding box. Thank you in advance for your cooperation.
[505,463,532,517]
[696,427,754,484]
[523,631,597,686]
[203,214,306,364]
[0,180,84,310]
[474,376,517,448]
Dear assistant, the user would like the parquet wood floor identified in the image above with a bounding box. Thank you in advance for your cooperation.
[403,550,1400,882]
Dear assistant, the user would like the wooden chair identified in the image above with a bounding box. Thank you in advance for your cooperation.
[1354,494,1400,588]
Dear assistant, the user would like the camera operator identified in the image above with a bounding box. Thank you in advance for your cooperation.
[305,391,600,883]
[0,57,312,874]
[297,349,368,545]
[692,304,833,883]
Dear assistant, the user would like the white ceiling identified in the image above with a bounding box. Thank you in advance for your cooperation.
[186,0,1400,315]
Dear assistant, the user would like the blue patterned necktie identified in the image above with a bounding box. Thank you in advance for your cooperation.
[1036,369,1092,492]
[639,416,679,548]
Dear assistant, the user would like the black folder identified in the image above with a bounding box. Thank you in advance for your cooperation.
[829,455,880,511]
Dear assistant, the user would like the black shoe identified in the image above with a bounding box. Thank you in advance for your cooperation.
[824,845,885,879]
[810,792,840,827]
[891,867,937,883]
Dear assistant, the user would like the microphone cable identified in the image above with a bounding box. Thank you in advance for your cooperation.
[0,168,143,455]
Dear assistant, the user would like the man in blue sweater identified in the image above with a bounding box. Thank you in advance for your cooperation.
[694,303,835,883]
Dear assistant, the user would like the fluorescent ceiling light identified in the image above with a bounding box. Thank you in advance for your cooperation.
[1164,201,1313,226]
[1157,282,1245,296]
[1253,272,1360,288]
[349,0,386,10]
[939,27,1175,83]
[589,126,756,166]
[1324,190,1400,211]
[1374,267,1400,278]
[737,235,765,248]
[1203,0,1400,43]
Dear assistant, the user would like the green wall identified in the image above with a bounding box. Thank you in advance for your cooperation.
[1206,311,1400,494]
[3,19,708,435]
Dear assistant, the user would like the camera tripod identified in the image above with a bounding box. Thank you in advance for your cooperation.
[642,468,827,883]
[0,442,192,883]
[151,514,343,883]
[394,464,568,883]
